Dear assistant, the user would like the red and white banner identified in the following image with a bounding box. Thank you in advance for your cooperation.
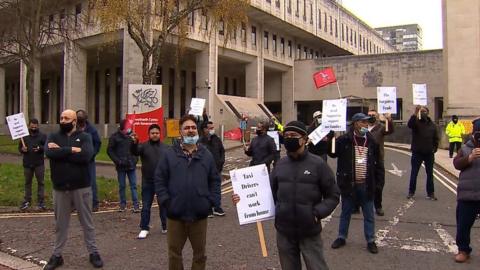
[127,84,164,143]
[313,67,337,89]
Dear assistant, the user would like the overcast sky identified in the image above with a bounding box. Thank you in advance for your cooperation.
[340,0,443,50]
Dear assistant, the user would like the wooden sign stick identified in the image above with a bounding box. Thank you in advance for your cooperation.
[20,137,26,149]
[331,137,336,154]
[256,221,268,257]
[385,119,389,132]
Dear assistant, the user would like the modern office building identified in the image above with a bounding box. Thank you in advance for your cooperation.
[376,24,423,51]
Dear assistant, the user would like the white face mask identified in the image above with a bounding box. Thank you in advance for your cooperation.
[317,118,322,124]
[209,129,215,135]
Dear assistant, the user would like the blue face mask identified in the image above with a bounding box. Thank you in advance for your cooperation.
[358,127,369,136]
[183,135,199,145]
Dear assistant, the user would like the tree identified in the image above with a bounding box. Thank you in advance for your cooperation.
[0,0,83,119]
[91,0,249,84]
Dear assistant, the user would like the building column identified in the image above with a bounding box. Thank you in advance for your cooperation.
[98,68,106,124]
[195,39,218,119]
[245,57,264,101]
[0,67,5,124]
[282,67,295,123]
[63,42,87,111]
[122,28,143,115]
[109,67,117,124]
[19,61,28,116]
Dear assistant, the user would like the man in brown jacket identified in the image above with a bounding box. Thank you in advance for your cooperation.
[367,110,394,216]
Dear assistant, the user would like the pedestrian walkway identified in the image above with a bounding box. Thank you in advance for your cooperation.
[0,251,41,270]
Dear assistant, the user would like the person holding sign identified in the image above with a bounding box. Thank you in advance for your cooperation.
[407,106,439,200]
[233,121,339,270]
[446,115,466,158]
[154,115,221,270]
[329,113,382,254]
[307,111,333,162]
[244,121,277,172]
[43,110,103,270]
[367,110,394,216]
[18,118,47,211]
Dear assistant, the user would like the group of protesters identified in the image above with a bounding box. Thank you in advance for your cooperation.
[16,104,480,269]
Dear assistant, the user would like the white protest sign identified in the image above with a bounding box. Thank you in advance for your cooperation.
[6,113,29,140]
[308,125,329,146]
[230,164,275,225]
[267,131,280,151]
[188,98,206,116]
[321,99,347,132]
[377,87,397,114]
[412,84,428,106]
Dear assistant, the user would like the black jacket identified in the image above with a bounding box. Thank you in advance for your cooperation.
[107,131,138,171]
[45,130,93,191]
[18,132,47,168]
[82,121,101,159]
[328,131,382,199]
[154,144,221,222]
[245,134,276,166]
[271,150,340,238]
[131,140,168,183]
[199,134,225,173]
[407,115,439,154]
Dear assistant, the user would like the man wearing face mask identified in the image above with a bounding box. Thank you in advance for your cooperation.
[407,106,439,200]
[154,114,221,270]
[329,113,382,254]
[199,121,226,217]
[107,119,140,212]
[43,110,103,270]
[244,121,277,172]
[452,118,480,263]
[76,110,102,212]
[233,121,339,270]
[307,111,330,161]
[19,118,47,211]
[367,110,394,217]
[446,115,466,158]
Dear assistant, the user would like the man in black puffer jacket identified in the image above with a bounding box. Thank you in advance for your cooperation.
[107,119,139,212]
[328,113,382,255]
[233,121,339,270]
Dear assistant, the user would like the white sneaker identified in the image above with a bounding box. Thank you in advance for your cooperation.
[138,230,149,239]
[161,229,168,234]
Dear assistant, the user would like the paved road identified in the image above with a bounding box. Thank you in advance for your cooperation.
[0,147,479,269]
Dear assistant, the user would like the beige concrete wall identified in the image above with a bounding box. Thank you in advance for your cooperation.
[293,50,445,120]
[443,0,480,117]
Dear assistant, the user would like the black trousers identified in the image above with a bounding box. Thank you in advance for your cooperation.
[449,142,462,158]
[374,159,386,210]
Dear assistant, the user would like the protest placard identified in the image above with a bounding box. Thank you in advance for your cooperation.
[267,131,280,151]
[127,84,163,142]
[308,125,329,146]
[6,112,29,140]
[321,99,347,132]
[189,98,206,116]
[230,164,275,225]
[412,84,428,106]
[377,87,397,114]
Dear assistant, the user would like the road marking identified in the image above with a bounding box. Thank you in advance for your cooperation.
[433,222,458,254]
[376,200,415,247]
[387,162,405,177]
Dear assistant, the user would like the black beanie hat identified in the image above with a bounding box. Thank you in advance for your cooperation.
[284,121,307,136]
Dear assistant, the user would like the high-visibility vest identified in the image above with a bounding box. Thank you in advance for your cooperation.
[445,121,465,143]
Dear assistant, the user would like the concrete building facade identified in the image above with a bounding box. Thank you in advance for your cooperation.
[0,0,396,133]
[376,24,423,52]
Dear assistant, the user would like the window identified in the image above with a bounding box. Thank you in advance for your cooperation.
[288,40,292,57]
[48,14,54,31]
[354,31,357,47]
[329,16,332,35]
[219,20,225,35]
[280,38,285,55]
[288,0,292,13]
[359,34,362,50]
[296,0,299,17]
[346,25,349,42]
[241,23,246,42]
[75,4,82,28]
[310,3,313,24]
[251,26,257,46]
[275,0,280,8]
[303,47,307,59]
[181,71,187,115]
[309,49,313,59]
[350,28,353,44]
[335,19,338,37]
[201,9,208,30]
[187,11,194,27]
[303,0,306,21]
[264,31,269,50]
[318,9,321,29]
[297,44,301,59]
[324,12,327,32]
[233,78,238,96]
[60,9,66,29]
[342,24,344,41]
[224,77,229,94]
[266,0,271,3]
[272,35,277,54]
[104,70,110,124]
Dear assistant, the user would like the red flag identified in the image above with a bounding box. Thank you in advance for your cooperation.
[313,67,337,89]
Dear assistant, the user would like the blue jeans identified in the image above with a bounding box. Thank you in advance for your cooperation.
[338,183,375,243]
[409,152,435,195]
[117,169,138,208]
[456,200,480,253]
[140,181,167,231]
[88,161,98,208]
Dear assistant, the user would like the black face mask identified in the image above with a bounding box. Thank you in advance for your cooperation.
[368,117,376,124]
[59,122,74,133]
[29,128,39,134]
[256,130,263,136]
[420,112,428,120]
[284,137,302,152]
[453,119,458,124]
[77,118,86,127]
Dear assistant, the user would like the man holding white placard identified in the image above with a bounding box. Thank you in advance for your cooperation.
[234,121,340,270]
[329,113,382,254]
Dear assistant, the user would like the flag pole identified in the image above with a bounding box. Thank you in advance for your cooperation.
[336,82,343,98]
